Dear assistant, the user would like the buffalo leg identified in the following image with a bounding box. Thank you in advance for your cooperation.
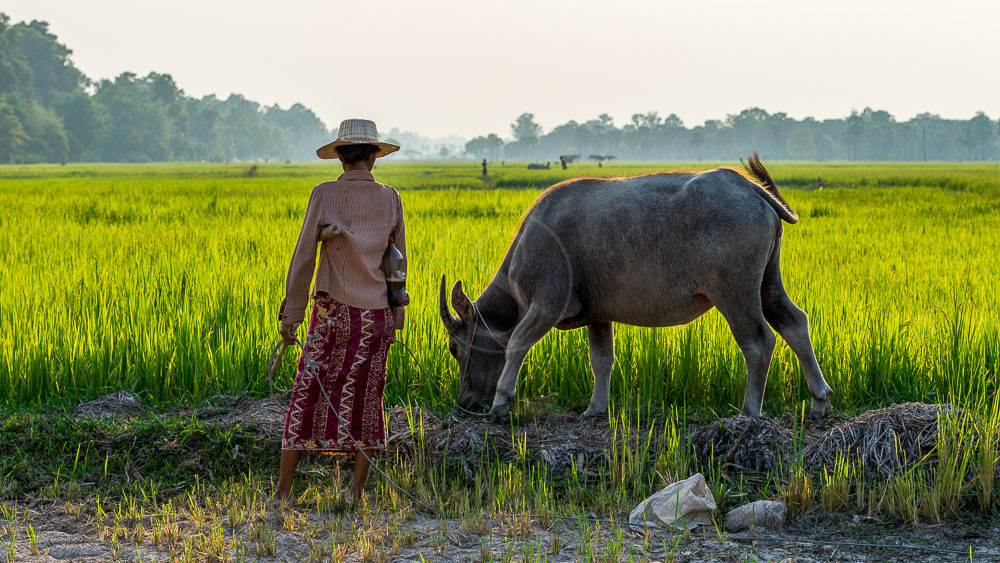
[714,294,776,417]
[583,322,614,418]
[488,306,555,420]
[761,244,833,417]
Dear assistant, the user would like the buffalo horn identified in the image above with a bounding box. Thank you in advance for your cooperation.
[439,275,459,331]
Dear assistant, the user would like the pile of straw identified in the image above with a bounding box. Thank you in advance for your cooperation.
[804,402,961,475]
[689,415,793,475]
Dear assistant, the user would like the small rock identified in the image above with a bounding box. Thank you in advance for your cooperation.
[724,500,787,532]
[629,473,717,530]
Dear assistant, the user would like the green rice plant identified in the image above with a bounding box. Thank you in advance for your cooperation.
[653,410,689,486]
[974,392,1000,511]
[819,452,851,512]
[926,407,974,520]
[781,465,814,517]
[3,526,14,562]
[2,161,999,416]
[883,466,922,524]
[700,450,728,513]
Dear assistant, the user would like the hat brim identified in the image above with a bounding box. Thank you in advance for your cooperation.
[316,140,400,160]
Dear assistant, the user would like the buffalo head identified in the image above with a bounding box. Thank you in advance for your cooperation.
[439,275,506,411]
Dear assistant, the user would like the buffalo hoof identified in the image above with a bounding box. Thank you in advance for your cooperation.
[488,402,511,421]
[810,389,834,419]
[581,407,607,419]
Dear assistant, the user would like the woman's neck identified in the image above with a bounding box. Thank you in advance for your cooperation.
[342,162,372,173]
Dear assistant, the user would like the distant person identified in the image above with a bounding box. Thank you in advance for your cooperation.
[275,118,406,506]
[560,156,567,170]
[482,158,488,176]
[598,161,602,168]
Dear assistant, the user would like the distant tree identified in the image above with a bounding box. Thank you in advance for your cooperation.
[956,129,979,160]
[11,19,85,105]
[265,102,328,160]
[631,111,662,129]
[573,123,594,157]
[0,100,27,162]
[969,111,994,160]
[51,90,107,161]
[727,107,769,154]
[214,94,275,160]
[786,126,817,160]
[147,72,182,104]
[17,100,68,162]
[689,130,705,161]
[0,14,35,100]
[485,133,503,160]
[93,72,171,161]
[511,113,541,159]
[842,111,864,161]
[766,112,789,159]
[912,112,939,161]
[814,132,835,160]
[584,115,619,156]
[464,136,491,159]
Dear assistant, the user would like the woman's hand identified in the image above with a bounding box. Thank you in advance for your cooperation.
[281,323,299,346]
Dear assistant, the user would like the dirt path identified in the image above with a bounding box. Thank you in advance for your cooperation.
[5,502,999,562]
[2,393,997,562]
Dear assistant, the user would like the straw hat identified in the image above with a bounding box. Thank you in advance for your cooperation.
[316,119,400,159]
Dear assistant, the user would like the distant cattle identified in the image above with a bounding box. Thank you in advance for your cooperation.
[527,163,551,170]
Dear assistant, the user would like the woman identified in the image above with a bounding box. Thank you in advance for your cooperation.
[274,119,406,503]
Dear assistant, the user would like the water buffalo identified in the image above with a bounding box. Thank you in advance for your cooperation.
[439,153,833,420]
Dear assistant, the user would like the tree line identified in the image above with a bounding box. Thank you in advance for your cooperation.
[468,108,1000,162]
[3,13,999,164]
[0,13,331,163]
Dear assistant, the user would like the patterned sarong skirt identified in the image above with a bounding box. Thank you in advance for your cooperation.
[281,295,394,454]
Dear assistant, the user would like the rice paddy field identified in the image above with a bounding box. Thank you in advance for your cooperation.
[2,160,999,413]
[2,160,1000,561]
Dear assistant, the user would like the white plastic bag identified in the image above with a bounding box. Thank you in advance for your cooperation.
[629,473,717,530]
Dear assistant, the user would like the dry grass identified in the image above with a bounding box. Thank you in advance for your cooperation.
[689,415,792,476]
[805,403,966,475]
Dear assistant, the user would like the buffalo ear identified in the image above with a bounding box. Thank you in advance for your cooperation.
[451,280,474,322]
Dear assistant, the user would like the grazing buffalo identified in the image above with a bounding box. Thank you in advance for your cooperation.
[439,153,833,420]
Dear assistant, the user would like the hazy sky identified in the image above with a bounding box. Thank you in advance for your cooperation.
[6,0,999,139]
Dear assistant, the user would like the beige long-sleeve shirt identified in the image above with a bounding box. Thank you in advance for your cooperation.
[280,169,406,327]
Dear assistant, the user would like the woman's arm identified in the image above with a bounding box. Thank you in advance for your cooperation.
[393,190,406,262]
[280,185,324,328]
[392,190,407,330]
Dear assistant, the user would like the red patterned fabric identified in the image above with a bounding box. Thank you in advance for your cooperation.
[281,295,393,454]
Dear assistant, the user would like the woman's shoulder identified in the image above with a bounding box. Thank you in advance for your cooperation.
[310,180,338,192]
[372,180,402,201]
